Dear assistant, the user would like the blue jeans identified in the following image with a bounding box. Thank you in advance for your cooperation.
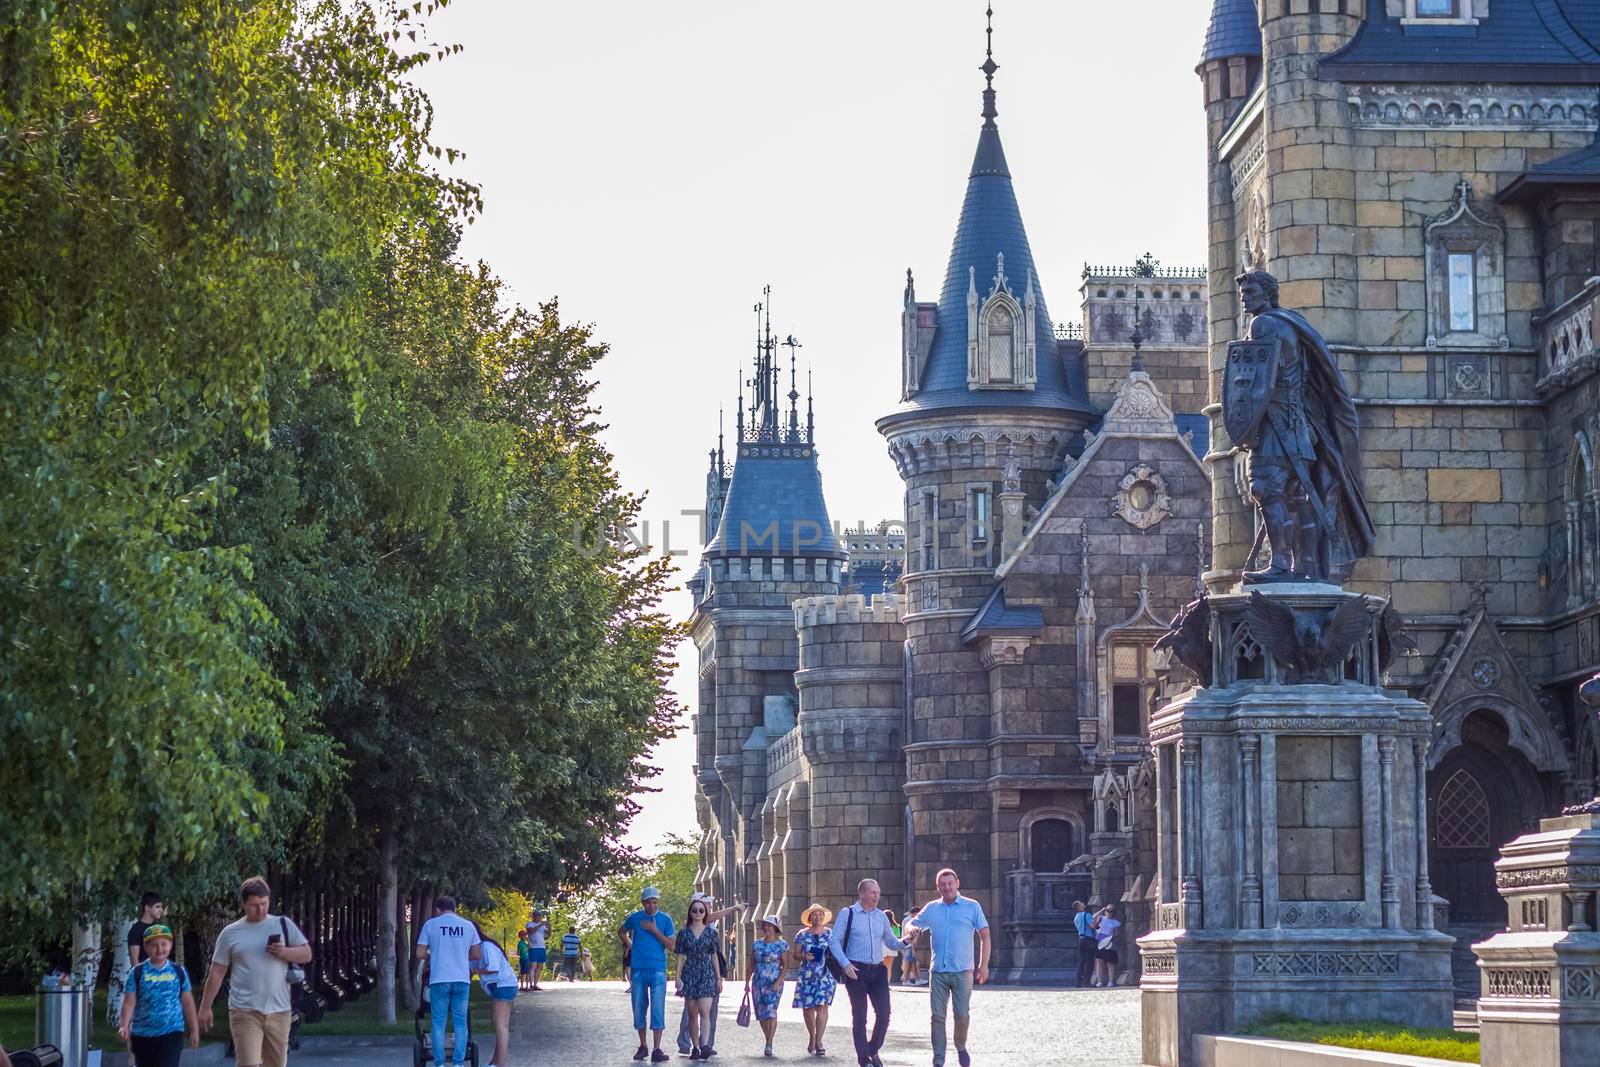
[629,969,668,1032]
[429,981,470,1065]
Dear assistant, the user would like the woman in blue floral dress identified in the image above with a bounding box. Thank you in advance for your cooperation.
[788,904,837,1056]
[746,916,789,1057]
[674,899,722,1059]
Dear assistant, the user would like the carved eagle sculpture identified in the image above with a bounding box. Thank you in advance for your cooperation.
[1154,593,1212,687]
[1376,597,1418,674]
[1245,591,1372,684]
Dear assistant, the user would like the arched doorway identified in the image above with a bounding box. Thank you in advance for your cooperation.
[1030,818,1075,873]
[1428,712,1538,923]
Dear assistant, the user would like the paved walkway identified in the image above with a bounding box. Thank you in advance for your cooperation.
[138,980,1142,1067]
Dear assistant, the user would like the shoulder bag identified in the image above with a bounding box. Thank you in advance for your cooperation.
[823,906,855,982]
[281,917,306,986]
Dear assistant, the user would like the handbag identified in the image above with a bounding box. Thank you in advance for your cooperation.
[823,906,855,982]
[735,979,752,1028]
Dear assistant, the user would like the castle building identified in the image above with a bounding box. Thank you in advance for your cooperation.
[692,2,1600,991]
[690,27,1214,979]
[1198,0,1600,991]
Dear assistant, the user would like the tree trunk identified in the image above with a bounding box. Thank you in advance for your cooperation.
[377,828,399,1024]
[396,884,414,1012]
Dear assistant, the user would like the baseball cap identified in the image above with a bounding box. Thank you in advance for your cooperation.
[142,924,174,943]
[641,886,661,902]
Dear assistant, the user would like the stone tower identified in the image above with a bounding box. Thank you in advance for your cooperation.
[689,300,846,965]
[877,31,1098,916]
[1196,0,1263,590]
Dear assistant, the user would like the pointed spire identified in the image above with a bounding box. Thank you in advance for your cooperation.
[785,334,802,441]
[806,366,814,442]
[717,405,725,470]
[970,3,1009,177]
[1076,528,1095,624]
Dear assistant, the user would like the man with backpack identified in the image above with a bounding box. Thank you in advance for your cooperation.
[197,877,312,1067]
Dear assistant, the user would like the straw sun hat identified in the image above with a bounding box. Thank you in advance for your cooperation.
[800,903,834,926]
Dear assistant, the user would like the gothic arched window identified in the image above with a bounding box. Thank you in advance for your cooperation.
[1435,768,1490,849]
[1030,818,1074,872]
[987,303,1015,382]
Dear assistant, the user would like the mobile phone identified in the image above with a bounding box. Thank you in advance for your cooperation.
[268,934,282,945]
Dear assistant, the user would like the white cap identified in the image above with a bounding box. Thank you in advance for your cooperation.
[641,886,661,902]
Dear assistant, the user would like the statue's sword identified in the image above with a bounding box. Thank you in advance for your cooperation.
[1267,413,1339,552]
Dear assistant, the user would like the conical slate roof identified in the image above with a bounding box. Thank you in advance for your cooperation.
[892,64,1092,419]
[1200,0,1261,65]
[704,440,842,560]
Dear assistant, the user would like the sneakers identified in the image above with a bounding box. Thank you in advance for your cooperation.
[958,1051,972,1067]
[688,1049,703,1061]
[634,1047,649,1062]
[763,1046,774,1058]
[652,1052,671,1064]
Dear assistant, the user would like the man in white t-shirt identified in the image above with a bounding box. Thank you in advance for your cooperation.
[416,897,482,1067]
[198,877,312,1067]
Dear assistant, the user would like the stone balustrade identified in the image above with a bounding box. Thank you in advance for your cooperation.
[1536,277,1600,393]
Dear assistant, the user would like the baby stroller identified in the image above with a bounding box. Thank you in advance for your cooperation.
[413,982,480,1067]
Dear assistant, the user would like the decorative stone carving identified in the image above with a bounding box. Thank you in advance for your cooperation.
[1346,84,1599,132]
[1244,591,1372,684]
[1472,656,1501,689]
[1485,968,1554,998]
[1251,952,1400,976]
[1424,179,1508,349]
[1229,133,1266,203]
[1154,593,1212,687]
[1101,371,1179,436]
[1113,463,1173,529]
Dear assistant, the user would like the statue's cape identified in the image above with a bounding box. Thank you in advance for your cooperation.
[1258,307,1376,570]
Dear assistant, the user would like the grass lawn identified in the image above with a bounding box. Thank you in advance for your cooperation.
[1,987,483,1051]
[1247,1017,1480,1063]
[0,992,202,1052]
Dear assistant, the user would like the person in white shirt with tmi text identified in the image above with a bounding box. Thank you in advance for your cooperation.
[905,868,990,1067]
[829,878,917,1067]
[415,897,482,1067]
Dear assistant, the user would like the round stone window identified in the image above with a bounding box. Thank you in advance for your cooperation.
[1113,464,1172,530]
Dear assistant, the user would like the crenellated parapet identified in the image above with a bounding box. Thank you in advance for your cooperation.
[793,592,905,629]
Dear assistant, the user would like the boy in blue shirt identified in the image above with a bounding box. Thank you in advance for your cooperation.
[118,924,199,1067]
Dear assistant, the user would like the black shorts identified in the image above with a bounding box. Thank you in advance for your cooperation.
[1096,947,1119,964]
[131,1031,184,1067]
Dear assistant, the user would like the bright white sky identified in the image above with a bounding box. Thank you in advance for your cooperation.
[409,0,1214,857]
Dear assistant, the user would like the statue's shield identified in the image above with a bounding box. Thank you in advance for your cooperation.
[1223,338,1278,445]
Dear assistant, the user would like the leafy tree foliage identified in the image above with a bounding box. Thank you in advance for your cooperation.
[554,840,699,980]
[0,0,680,944]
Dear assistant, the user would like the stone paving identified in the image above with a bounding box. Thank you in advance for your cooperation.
[502,980,1142,1067]
[103,981,1142,1067]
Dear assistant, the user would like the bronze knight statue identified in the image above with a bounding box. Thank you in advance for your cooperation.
[1226,271,1375,584]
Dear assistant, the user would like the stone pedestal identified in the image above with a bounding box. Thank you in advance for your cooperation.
[1138,585,1454,1067]
[1472,811,1600,1066]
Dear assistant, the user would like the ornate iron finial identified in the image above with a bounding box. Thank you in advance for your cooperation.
[1130,297,1146,372]
[1133,252,1159,279]
[980,3,998,128]
[784,334,802,441]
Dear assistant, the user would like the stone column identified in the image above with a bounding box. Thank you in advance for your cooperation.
[1413,738,1434,931]
[1240,734,1262,929]
[1379,736,1400,929]
[755,793,776,927]
[1568,500,1584,608]
[1179,737,1204,926]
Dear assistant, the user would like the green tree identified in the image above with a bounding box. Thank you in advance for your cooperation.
[562,841,699,980]
[0,0,471,919]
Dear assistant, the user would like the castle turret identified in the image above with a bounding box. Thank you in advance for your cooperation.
[878,10,1096,943]
[690,295,844,965]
